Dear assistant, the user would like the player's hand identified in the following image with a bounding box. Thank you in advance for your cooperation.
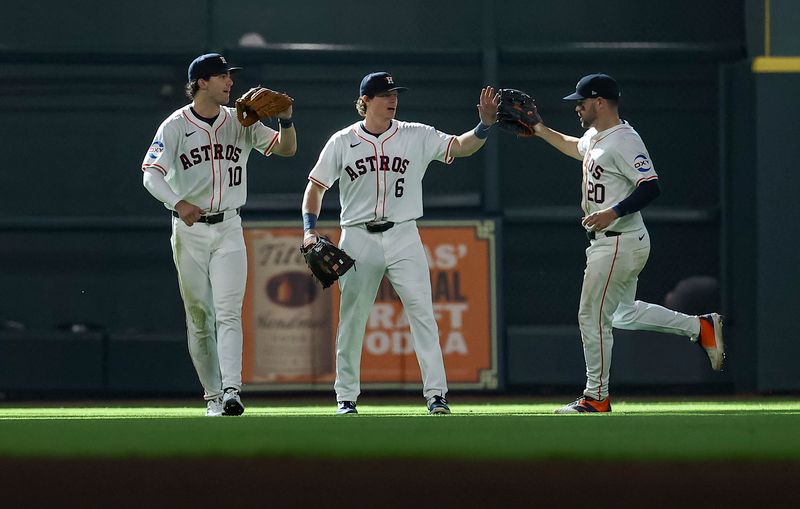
[303,229,320,249]
[175,200,203,227]
[477,86,500,127]
[277,104,293,119]
[582,208,619,231]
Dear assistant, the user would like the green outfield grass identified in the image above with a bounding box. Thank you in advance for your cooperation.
[1,400,799,461]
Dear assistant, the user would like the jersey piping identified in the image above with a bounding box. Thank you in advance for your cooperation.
[355,123,400,222]
[262,132,279,157]
[443,137,455,164]
[308,176,329,190]
[379,127,400,219]
[596,236,620,400]
[636,174,659,186]
[213,114,229,213]
[183,110,222,212]
[144,163,167,176]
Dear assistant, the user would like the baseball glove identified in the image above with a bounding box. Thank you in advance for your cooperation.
[496,88,542,137]
[300,236,356,289]
[235,86,293,127]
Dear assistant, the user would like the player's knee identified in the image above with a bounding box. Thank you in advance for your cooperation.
[186,305,211,331]
[400,294,430,314]
[577,308,594,328]
[214,308,241,327]
[613,303,636,323]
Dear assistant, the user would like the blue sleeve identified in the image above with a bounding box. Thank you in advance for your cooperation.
[612,179,661,217]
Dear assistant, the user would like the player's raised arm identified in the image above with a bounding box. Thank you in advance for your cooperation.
[449,86,500,158]
[532,123,582,161]
[494,88,582,161]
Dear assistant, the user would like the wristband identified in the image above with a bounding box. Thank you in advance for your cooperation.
[474,122,493,139]
[303,212,317,232]
[279,118,294,128]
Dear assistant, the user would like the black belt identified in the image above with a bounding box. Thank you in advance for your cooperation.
[172,208,240,225]
[366,221,395,233]
[587,230,620,240]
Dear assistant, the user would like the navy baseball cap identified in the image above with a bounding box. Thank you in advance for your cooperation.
[188,53,242,81]
[563,73,620,101]
[359,72,408,98]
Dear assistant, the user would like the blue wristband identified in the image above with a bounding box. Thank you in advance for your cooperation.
[279,118,294,128]
[474,122,493,139]
[303,212,317,232]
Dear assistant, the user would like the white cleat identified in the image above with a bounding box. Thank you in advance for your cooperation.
[206,397,224,417]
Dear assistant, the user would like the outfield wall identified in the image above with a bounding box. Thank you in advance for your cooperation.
[1,1,796,395]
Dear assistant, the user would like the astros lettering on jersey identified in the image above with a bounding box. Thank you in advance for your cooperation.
[578,121,658,232]
[142,105,279,213]
[308,119,454,225]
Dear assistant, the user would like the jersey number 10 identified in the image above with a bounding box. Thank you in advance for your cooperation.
[228,166,242,187]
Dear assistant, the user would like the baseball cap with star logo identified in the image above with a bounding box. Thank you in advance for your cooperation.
[359,72,408,98]
[563,73,620,101]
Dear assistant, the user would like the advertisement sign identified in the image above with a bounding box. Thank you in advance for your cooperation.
[242,220,498,389]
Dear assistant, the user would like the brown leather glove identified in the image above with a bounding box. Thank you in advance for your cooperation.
[235,87,293,127]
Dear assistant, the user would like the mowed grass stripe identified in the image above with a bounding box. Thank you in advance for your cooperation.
[1,402,799,461]
[1,400,798,419]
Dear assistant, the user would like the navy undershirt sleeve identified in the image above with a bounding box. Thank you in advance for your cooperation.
[612,179,661,217]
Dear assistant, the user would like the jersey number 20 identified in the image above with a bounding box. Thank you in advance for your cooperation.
[587,181,605,204]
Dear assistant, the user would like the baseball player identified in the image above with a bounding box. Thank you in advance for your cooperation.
[529,73,725,413]
[301,72,500,415]
[141,53,296,416]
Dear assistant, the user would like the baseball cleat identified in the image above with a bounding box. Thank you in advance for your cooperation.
[697,313,725,371]
[206,397,224,417]
[222,388,245,416]
[554,395,611,414]
[427,395,451,415]
[336,401,358,415]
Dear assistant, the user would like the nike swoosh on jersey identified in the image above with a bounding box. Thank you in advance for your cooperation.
[349,142,361,148]
[638,234,645,241]
[185,131,196,137]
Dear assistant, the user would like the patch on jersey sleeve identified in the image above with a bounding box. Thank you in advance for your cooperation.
[633,153,652,172]
[147,141,165,160]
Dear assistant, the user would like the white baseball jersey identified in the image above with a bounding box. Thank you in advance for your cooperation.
[142,105,279,213]
[577,121,658,232]
[308,119,455,226]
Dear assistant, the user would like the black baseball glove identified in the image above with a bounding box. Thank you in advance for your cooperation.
[496,88,542,137]
[300,236,355,289]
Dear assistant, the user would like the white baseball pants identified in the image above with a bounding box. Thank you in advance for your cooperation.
[171,215,246,400]
[334,221,448,402]
[579,228,701,400]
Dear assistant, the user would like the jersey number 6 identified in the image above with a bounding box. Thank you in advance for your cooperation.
[395,178,404,198]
